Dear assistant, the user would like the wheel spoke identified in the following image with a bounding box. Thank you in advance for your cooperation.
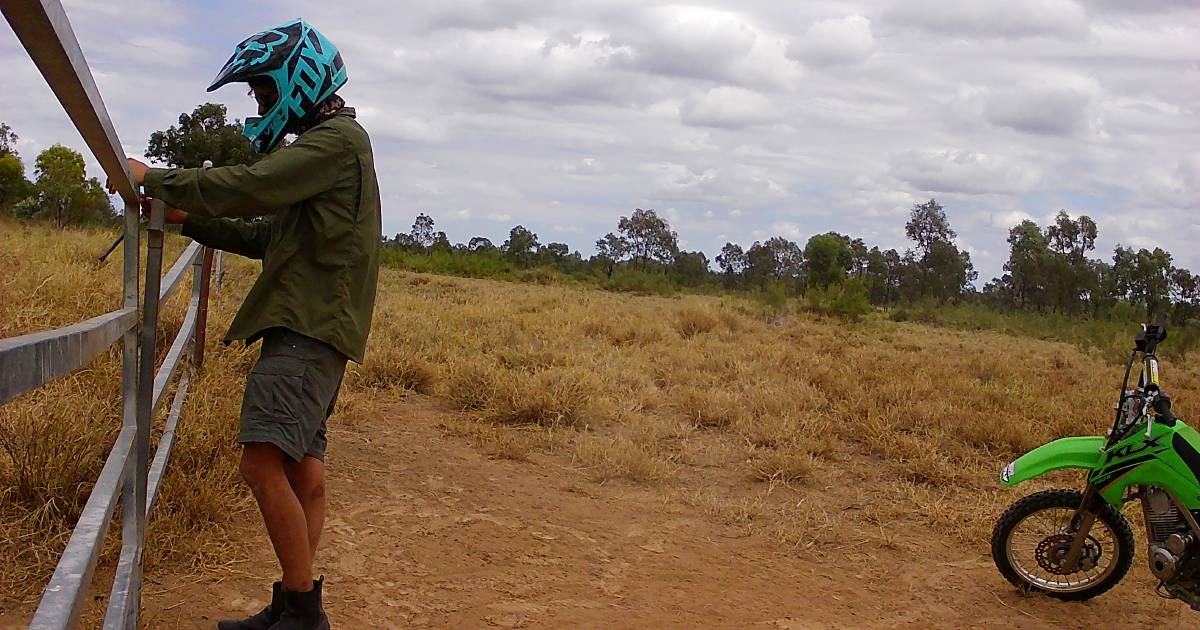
[1003,502,1122,593]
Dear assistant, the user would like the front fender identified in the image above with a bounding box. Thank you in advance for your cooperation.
[1000,436,1106,487]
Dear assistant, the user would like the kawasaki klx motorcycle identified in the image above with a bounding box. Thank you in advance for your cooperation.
[992,322,1200,609]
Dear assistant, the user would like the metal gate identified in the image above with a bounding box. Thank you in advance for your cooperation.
[1,1,218,626]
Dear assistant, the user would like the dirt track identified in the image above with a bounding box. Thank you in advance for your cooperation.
[132,396,1191,629]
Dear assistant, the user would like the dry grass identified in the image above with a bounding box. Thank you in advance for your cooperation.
[5,217,1191,610]
[749,448,818,484]
[0,218,254,610]
[673,305,719,339]
[334,258,1160,555]
[349,345,438,393]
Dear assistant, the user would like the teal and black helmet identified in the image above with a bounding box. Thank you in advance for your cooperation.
[208,19,347,154]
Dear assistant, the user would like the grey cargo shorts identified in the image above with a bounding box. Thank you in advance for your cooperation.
[240,327,347,462]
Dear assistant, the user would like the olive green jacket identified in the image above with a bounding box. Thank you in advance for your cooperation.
[143,109,380,363]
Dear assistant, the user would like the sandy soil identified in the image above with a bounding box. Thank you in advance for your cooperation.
[32,396,1199,628]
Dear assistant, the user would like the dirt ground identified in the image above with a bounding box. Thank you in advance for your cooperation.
[62,395,1180,630]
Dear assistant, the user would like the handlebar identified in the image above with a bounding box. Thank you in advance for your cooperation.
[1136,324,1168,354]
[1108,321,1177,446]
[1152,391,1178,427]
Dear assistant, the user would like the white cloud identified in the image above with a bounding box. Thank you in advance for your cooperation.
[983,74,1101,136]
[420,0,539,32]
[772,222,805,241]
[990,211,1037,228]
[3,0,1199,283]
[608,6,800,90]
[356,106,447,143]
[124,36,207,68]
[648,162,787,206]
[1140,153,1200,209]
[556,157,608,175]
[428,28,645,106]
[789,15,876,68]
[1180,154,1200,193]
[890,150,1042,195]
[680,87,777,129]
[885,0,1089,39]
[1081,0,1196,15]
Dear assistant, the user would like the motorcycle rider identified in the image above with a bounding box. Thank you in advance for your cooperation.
[113,19,381,630]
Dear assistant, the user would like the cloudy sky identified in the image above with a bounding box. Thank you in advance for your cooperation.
[2,0,1198,281]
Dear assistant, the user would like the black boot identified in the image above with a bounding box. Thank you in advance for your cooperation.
[268,577,330,630]
[217,582,284,630]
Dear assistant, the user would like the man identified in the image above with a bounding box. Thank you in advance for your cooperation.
[115,19,379,630]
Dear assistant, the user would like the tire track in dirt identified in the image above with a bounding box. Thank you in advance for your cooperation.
[125,396,1193,629]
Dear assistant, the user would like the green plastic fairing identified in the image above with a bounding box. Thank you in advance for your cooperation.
[999,422,1200,510]
[999,436,1105,487]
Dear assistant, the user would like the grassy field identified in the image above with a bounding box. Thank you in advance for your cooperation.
[0,218,261,610]
[3,218,1198,614]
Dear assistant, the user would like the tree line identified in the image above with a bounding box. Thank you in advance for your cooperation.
[986,212,1198,321]
[383,199,980,307]
[386,199,1200,323]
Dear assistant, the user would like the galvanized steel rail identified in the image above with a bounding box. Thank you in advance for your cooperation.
[1,1,217,627]
[0,308,137,406]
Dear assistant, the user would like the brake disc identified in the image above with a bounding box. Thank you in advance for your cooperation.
[1036,533,1101,575]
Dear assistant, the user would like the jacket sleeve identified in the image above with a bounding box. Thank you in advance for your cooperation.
[142,124,345,219]
[181,214,272,260]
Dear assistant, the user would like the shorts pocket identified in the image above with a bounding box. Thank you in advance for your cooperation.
[244,356,309,421]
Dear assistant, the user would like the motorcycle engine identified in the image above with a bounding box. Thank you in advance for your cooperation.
[1143,488,1200,609]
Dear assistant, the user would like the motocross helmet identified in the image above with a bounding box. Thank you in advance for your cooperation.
[207,19,347,154]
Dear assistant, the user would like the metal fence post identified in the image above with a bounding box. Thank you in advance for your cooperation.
[118,197,142,627]
[106,201,165,629]
[214,250,225,292]
[202,159,225,293]
[194,247,213,370]
[131,199,164,628]
[121,195,140,442]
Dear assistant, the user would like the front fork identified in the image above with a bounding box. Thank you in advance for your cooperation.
[1062,485,1104,572]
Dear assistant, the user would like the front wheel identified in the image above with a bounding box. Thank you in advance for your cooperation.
[991,488,1135,601]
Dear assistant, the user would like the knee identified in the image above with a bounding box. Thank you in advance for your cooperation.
[302,479,325,504]
[238,456,263,494]
[292,474,325,504]
[239,449,278,495]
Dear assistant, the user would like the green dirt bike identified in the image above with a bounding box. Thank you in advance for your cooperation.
[992,322,1200,609]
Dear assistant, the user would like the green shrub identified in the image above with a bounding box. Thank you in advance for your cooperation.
[830,279,871,321]
[752,281,789,313]
[1106,301,1141,324]
[806,280,871,322]
[602,269,677,295]
[518,266,566,285]
[914,307,940,324]
[380,248,519,279]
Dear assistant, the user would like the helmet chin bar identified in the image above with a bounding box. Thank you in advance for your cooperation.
[243,99,292,154]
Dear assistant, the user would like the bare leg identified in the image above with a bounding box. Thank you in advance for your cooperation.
[284,455,326,561]
[240,443,313,592]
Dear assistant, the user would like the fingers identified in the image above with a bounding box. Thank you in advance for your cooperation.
[106,157,142,194]
[139,197,153,220]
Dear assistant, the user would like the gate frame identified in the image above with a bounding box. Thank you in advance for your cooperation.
[0,2,216,627]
